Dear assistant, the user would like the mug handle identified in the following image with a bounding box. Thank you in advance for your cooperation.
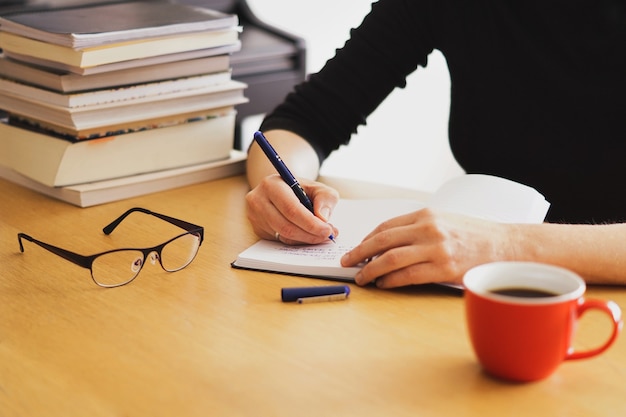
[566,299,623,360]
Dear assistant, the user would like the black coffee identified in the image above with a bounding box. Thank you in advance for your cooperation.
[490,287,559,298]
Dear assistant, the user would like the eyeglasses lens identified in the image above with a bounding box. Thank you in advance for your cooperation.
[161,233,201,271]
[91,249,145,287]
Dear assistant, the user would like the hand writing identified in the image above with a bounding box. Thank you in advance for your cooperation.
[246,174,339,245]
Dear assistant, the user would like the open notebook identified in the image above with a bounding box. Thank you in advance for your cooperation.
[232,174,550,282]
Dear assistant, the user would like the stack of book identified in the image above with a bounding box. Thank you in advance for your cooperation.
[0,1,248,207]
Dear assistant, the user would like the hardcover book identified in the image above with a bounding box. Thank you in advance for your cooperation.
[0,111,237,186]
[0,29,240,68]
[0,55,231,92]
[0,1,239,48]
[0,80,248,134]
[0,72,232,108]
[2,43,240,75]
[0,150,247,208]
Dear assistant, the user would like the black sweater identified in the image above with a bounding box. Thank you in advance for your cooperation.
[260,0,626,224]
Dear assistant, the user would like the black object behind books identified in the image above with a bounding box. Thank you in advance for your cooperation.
[0,0,307,149]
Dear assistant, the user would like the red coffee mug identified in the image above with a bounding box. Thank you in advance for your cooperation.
[463,262,623,382]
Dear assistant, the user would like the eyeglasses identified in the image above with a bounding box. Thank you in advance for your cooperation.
[17,207,204,288]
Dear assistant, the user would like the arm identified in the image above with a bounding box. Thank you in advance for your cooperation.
[340,209,626,287]
[245,130,339,245]
[255,0,430,162]
[244,0,433,245]
[510,222,626,286]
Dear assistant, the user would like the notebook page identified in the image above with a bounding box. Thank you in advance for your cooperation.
[234,199,425,278]
[429,174,550,223]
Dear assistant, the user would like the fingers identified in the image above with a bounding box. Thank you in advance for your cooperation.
[246,175,339,245]
[341,212,422,267]
[345,228,439,287]
[306,179,340,222]
[341,209,466,287]
[369,262,453,289]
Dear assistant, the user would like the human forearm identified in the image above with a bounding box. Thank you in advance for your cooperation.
[341,209,626,288]
[507,222,626,285]
[246,129,321,189]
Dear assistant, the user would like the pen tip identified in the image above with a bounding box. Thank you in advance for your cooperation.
[329,235,336,243]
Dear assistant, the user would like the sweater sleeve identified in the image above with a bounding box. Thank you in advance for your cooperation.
[259,0,436,162]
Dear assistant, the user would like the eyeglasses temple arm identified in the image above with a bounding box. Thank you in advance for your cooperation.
[103,207,203,235]
[17,233,92,269]
[102,207,151,234]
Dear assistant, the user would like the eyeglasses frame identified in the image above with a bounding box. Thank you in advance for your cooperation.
[17,207,204,288]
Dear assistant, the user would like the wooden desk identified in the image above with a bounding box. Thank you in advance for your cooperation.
[1,175,625,417]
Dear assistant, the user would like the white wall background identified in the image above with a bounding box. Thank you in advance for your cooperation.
[244,0,464,192]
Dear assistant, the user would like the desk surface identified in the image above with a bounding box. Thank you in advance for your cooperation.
[1,175,625,417]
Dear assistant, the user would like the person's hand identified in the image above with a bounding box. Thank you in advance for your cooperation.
[245,174,340,245]
[340,208,511,287]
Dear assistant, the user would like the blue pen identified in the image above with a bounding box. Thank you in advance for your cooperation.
[253,131,336,242]
[281,285,351,302]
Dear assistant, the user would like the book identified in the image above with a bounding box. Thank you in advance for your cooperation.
[0,111,237,186]
[0,80,248,133]
[8,108,233,140]
[0,28,240,68]
[0,150,247,208]
[232,174,550,282]
[2,43,241,75]
[0,54,231,92]
[0,71,233,108]
[0,1,239,48]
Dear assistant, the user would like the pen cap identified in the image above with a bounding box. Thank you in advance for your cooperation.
[281,285,350,302]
